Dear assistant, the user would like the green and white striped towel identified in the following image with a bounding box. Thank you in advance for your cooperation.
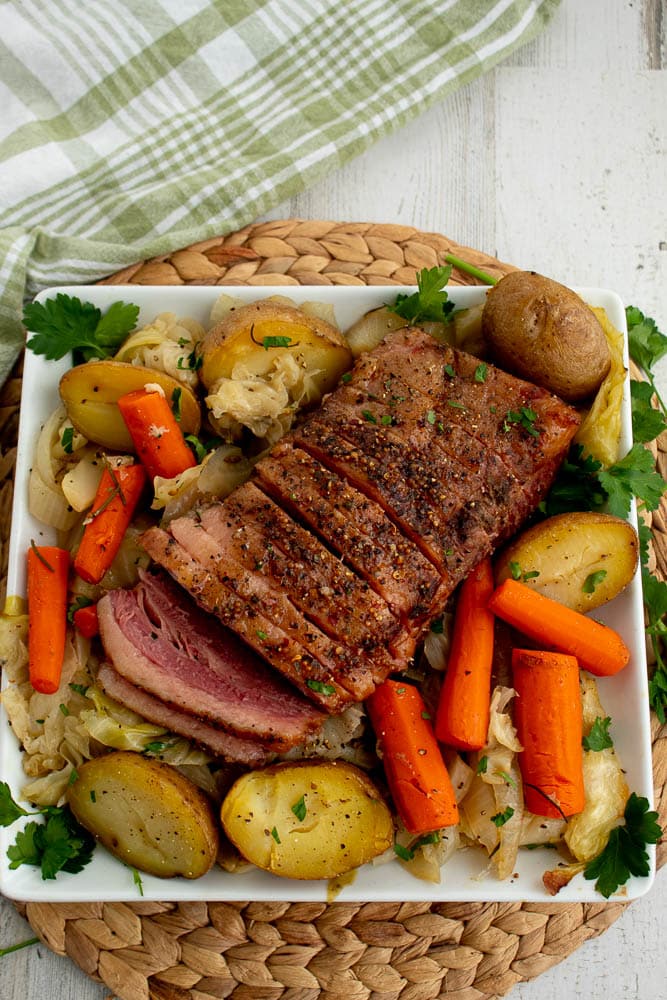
[0,0,561,383]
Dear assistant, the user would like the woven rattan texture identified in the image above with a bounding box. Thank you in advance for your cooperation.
[3,220,665,1000]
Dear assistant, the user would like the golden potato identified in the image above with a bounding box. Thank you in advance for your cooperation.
[482,271,611,402]
[199,301,352,442]
[495,511,639,613]
[59,360,201,451]
[220,760,394,880]
[66,751,219,878]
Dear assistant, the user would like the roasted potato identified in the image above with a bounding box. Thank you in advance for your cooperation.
[220,760,393,880]
[59,361,201,451]
[482,271,611,402]
[199,301,352,441]
[495,511,639,613]
[66,751,219,878]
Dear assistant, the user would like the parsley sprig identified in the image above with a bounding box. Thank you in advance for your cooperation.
[584,792,661,898]
[0,780,95,880]
[23,293,139,363]
[388,266,456,325]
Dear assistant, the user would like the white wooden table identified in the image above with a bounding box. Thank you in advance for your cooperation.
[1,0,665,996]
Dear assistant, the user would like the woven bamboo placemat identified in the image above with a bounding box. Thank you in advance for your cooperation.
[2,220,666,1000]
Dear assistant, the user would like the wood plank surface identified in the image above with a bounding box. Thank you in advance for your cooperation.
[1,0,665,997]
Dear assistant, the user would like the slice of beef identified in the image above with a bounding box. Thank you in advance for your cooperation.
[367,329,580,495]
[140,526,352,712]
[97,661,272,764]
[194,482,411,665]
[97,570,326,751]
[254,441,447,625]
[168,514,380,701]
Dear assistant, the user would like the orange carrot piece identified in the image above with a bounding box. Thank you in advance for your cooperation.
[367,679,459,835]
[488,578,630,677]
[72,602,99,638]
[27,544,69,694]
[73,463,146,585]
[435,557,495,751]
[512,648,585,818]
[117,387,197,480]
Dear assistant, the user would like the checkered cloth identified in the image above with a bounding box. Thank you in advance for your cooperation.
[0,0,561,381]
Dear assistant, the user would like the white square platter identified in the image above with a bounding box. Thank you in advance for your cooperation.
[0,282,655,903]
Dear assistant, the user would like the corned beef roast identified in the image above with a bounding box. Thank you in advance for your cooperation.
[99,327,580,759]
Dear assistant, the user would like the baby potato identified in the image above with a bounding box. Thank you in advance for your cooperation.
[60,360,201,451]
[200,300,352,393]
[66,751,219,879]
[482,271,611,402]
[220,760,394,880]
[495,511,639,613]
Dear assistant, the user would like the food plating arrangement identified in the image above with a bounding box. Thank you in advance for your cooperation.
[0,267,661,903]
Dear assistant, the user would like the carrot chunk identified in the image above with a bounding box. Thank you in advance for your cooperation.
[73,463,146,585]
[488,577,629,676]
[27,544,69,694]
[118,387,197,480]
[72,602,99,638]
[435,557,495,751]
[512,648,585,818]
[367,679,459,835]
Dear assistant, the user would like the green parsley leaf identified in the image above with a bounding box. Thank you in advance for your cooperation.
[270,826,281,844]
[185,433,221,464]
[583,716,613,751]
[171,387,182,422]
[491,806,514,827]
[583,570,607,594]
[291,795,307,822]
[584,792,661,897]
[627,306,667,373]
[388,266,455,324]
[60,426,75,454]
[474,362,488,383]
[631,380,667,443]
[361,410,377,424]
[0,781,30,826]
[503,407,540,438]
[131,866,144,896]
[394,842,414,861]
[69,682,90,697]
[24,294,139,362]
[476,756,488,775]
[541,445,607,516]
[306,679,336,696]
[598,443,666,518]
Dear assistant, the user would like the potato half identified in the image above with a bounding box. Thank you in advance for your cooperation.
[199,302,352,441]
[66,751,219,879]
[482,271,611,402]
[220,760,393,880]
[495,511,639,613]
[59,360,201,452]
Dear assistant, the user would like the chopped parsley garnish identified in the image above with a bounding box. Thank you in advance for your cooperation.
[69,682,90,698]
[270,826,281,844]
[171,387,182,422]
[491,807,515,827]
[306,679,336,696]
[23,294,139,362]
[361,410,377,424]
[476,756,488,775]
[177,349,202,372]
[503,406,540,437]
[61,426,75,454]
[584,793,661,898]
[388,266,456,324]
[508,562,539,583]
[474,362,488,383]
[291,795,307,822]
[426,409,437,425]
[583,570,607,594]
[185,433,221,464]
[583,716,613,751]
[444,363,456,378]
[131,866,144,896]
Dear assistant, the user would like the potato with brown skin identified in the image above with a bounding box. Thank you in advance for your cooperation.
[482,271,611,402]
[60,361,201,451]
[495,511,639,613]
[66,751,219,878]
[220,760,394,880]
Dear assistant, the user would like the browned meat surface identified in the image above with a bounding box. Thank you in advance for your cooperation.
[195,482,411,665]
[97,661,272,764]
[140,526,352,712]
[143,328,580,715]
[97,570,326,750]
[255,442,447,625]
[365,329,581,493]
